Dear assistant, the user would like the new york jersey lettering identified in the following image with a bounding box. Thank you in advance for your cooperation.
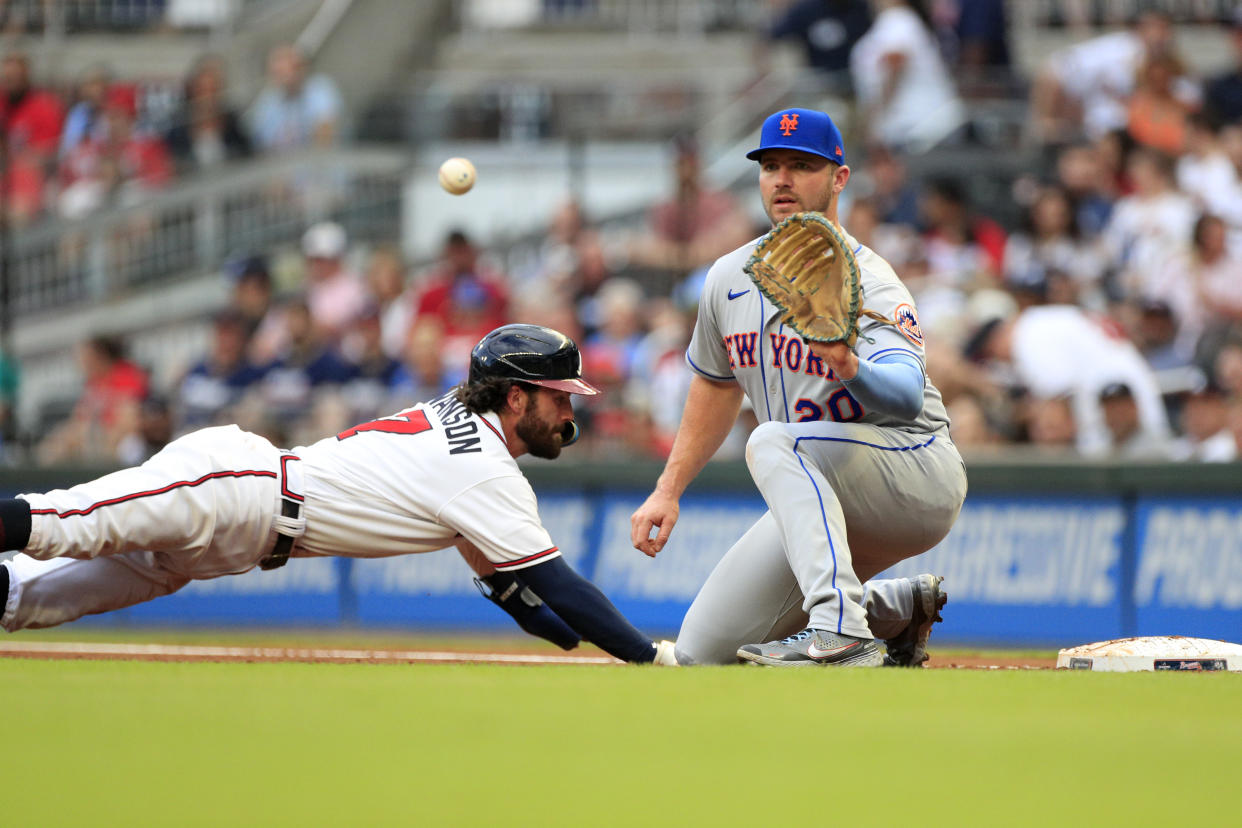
[733,332,759,367]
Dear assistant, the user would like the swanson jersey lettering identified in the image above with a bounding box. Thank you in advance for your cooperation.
[686,231,950,434]
[293,392,558,571]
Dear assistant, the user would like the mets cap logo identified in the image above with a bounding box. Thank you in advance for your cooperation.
[834,145,843,158]
[779,112,799,135]
[894,303,924,347]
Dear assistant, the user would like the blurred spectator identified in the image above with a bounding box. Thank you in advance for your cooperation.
[1,51,61,224]
[568,230,619,340]
[116,395,174,466]
[1182,214,1242,368]
[867,144,921,228]
[930,0,1011,80]
[165,53,252,172]
[57,85,173,219]
[628,136,752,275]
[1213,339,1242,398]
[1225,394,1242,459]
[340,306,403,423]
[521,198,587,288]
[392,320,457,401]
[1098,382,1173,459]
[37,335,149,464]
[968,304,1170,457]
[1023,395,1078,453]
[1055,143,1118,237]
[625,298,693,458]
[1204,10,1242,127]
[1,138,45,225]
[0,52,64,163]
[362,244,414,360]
[919,177,1006,291]
[945,392,1002,451]
[1126,53,1196,156]
[1094,128,1137,195]
[1030,8,1180,143]
[1169,377,1235,462]
[849,0,967,153]
[248,43,343,152]
[1130,299,1196,389]
[59,64,112,160]
[0,348,18,454]
[226,255,275,343]
[412,229,511,374]
[581,278,648,446]
[1003,184,1106,307]
[260,299,355,431]
[301,221,370,343]
[1176,115,1242,229]
[177,310,269,429]
[583,278,646,389]
[758,0,872,93]
[1101,148,1196,304]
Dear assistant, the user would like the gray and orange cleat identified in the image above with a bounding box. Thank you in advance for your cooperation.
[883,574,947,667]
[737,628,882,667]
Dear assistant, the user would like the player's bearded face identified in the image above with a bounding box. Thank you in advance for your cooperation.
[759,149,843,224]
[515,388,570,459]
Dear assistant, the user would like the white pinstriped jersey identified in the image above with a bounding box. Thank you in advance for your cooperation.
[293,392,559,571]
[686,231,951,435]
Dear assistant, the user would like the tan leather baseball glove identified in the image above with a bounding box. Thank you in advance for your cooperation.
[743,212,893,348]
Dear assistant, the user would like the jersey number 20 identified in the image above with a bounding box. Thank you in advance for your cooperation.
[794,388,863,423]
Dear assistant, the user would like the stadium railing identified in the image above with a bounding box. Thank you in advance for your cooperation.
[7,146,407,319]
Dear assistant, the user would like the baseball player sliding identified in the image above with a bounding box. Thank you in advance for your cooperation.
[631,108,968,666]
[0,325,677,665]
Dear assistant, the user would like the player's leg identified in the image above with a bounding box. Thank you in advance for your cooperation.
[862,578,916,640]
[738,420,965,665]
[2,551,190,632]
[675,515,946,664]
[872,574,947,667]
[675,512,807,665]
[742,420,872,639]
[17,426,280,572]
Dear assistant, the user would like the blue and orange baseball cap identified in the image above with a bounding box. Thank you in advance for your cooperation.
[746,108,846,164]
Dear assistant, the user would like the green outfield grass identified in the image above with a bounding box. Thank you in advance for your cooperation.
[3,635,1238,827]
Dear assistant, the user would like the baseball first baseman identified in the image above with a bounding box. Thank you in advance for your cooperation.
[0,324,677,665]
[631,108,968,666]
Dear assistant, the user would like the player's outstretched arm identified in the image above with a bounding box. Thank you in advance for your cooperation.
[631,376,744,557]
[518,556,661,663]
[456,538,581,650]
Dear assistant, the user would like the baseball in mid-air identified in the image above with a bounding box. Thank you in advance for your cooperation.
[438,157,476,195]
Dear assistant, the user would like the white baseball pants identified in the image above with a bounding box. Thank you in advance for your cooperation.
[3,425,302,631]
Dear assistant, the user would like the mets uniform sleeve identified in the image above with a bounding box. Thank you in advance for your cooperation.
[855,274,928,375]
[437,475,560,571]
[685,262,739,381]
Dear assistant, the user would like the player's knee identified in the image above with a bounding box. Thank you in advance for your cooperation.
[745,421,795,477]
[674,629,740,665]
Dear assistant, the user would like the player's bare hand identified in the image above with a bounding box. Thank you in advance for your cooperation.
[807,340,857,381]
[631,492,679,558]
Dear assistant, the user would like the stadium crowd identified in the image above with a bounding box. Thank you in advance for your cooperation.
[11,1,1242,466]
[0,40,342,226]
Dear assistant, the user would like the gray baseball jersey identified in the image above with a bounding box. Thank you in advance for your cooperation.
[687,231,950,434]
[675,230,968,663]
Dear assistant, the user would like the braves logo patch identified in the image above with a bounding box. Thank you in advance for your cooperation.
[894,303,924,347]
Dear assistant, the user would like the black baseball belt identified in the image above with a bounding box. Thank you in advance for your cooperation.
[260,453,304,571]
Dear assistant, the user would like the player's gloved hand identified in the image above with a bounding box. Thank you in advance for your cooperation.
[474,572,581,651]
[653,640,680,666]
